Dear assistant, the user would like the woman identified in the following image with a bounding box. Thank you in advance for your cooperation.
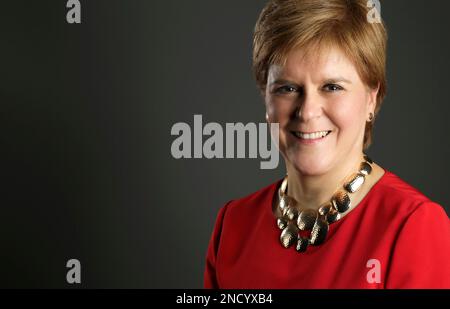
[204,0,450,289]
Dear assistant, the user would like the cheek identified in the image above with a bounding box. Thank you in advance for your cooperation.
[266,97,295,124]
[329,93,367,130]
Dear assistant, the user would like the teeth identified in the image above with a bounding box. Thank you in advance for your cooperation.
[293,131,330,139]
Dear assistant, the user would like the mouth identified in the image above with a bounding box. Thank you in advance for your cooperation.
[290,130,332,143]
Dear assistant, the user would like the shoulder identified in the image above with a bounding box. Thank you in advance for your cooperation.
[372,169,447,220]
[208,179,281,250]
[218,178,282,221]
[381,171,450,288]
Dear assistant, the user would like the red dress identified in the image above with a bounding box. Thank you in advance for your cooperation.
[204,170,450,289]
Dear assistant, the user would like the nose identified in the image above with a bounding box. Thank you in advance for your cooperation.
[296,89,323,122]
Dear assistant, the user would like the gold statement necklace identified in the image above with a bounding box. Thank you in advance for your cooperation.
[276,155,373,252]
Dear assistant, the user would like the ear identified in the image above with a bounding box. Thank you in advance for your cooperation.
[367,83,380,114]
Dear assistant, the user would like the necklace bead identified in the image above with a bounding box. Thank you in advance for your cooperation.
[276,156,373,253]
[280,224,299,248]
[297,209,317,231]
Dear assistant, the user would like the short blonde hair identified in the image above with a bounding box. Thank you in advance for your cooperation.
[253,0,387,149]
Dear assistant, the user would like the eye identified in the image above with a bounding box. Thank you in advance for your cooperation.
[273,85,298,94]
[323,84,344,92]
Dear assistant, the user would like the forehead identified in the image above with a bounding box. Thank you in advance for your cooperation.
[269,46,360,81]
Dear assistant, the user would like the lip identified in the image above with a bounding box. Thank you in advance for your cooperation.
[290,130,332,145]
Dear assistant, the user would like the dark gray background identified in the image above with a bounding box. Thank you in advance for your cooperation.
[1,0,449,288]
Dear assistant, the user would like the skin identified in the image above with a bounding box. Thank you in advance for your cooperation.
[265,45,385,217]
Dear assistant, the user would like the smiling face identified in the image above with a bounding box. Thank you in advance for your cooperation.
[265,46,378,177]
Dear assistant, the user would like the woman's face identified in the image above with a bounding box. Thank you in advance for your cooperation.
[265,46,378,176]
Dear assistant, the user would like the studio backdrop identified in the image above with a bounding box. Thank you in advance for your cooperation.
[1,0,449,288]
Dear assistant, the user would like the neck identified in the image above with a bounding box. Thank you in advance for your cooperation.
[286,152,365,210]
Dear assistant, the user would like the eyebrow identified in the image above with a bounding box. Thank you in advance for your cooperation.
[270,77,352,86]
[323,77,352,84]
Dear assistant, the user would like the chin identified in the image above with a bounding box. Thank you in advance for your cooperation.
[289,154,332,177]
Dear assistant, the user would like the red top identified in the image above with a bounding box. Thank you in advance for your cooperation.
[204,170,450,289]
